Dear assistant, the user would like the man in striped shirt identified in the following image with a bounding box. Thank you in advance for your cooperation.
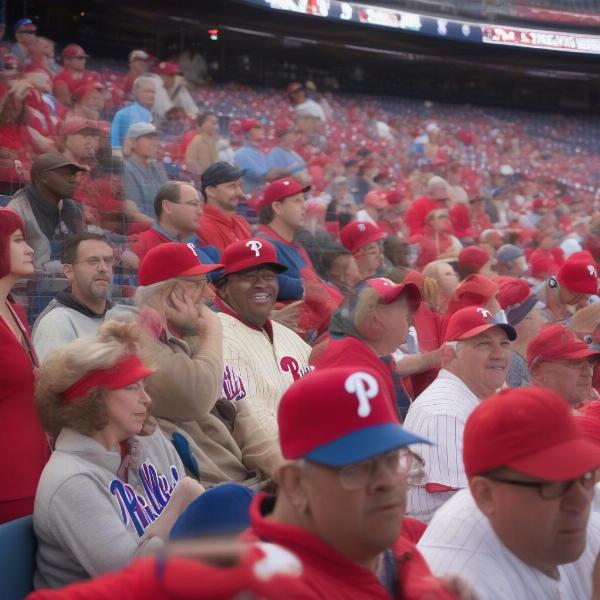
[404,305,516,523]
[418,386,600,600]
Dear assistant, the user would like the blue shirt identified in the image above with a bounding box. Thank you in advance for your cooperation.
[122,158,168,218]
[267,146,305,174]
[234,144,270,193]
[110,102,152,149]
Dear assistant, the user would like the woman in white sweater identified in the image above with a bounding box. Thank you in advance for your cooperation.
[32,320,203,589]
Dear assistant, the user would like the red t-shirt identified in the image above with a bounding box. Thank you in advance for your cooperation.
[197,205,252,252]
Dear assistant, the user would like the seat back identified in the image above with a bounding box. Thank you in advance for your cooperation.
[0,515,37,599]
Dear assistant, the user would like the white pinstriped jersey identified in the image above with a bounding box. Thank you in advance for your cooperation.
[404,369,479,523]
[218,313,311,437]
[418,489,600,600]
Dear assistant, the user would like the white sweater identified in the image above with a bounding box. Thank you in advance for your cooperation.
[33,426,184,589]
[219,313,311,436]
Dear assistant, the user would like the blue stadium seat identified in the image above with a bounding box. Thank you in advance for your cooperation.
[0,515,37,600]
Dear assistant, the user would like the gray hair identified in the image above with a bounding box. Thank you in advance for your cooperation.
[132,76,156,95]
[134,279,177,309]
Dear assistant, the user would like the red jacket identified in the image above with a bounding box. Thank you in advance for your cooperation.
[0,302,49,522]
[129,226,171,260]
[197,204,252,252]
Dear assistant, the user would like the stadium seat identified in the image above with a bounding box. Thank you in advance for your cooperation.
[0,515,37,600]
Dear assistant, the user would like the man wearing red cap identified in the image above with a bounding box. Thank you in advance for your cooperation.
[356,189,389,227]
[233,119,290,193]
[405,305,516,522]
[405,176,450,237]
[267,120,308,184]
[340,221,387,279]
[53,44,90,107]
[457,246,494,279]
[538,255,598,321]
[419,386,600,600]
[69,79,105,121]
[184,112,219,175]
[153,61,199,119]
[528,323,600,410]
[214,238,311,436]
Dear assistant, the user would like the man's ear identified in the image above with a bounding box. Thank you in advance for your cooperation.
[439,342,457,366]
[469,477,497,517]
[63,263,74,281]
[357,307,385,341]
[276,463,311,516]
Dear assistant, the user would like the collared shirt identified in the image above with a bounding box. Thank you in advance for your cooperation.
[197,204,252,252]
[419,489,600,600]
[267,146,305,174]
[404,369,479,523]
[122,157,168,217]
[110,101,152,149]
[234,143,271,193]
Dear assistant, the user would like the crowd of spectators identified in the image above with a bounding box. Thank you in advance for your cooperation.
[4,14,600,600]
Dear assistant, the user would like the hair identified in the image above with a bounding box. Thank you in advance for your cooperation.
[134,278,179,311]
[258,204,275,225]
[567,303,600,339]
[421,259,455,310]
[196,111,216,127]
[132,75,156,95]
[0,208,25,278]
[320,244,351,276]
[35,320,153,439]
[61,232,112,264]
[427,175,449,194]
[154,180,185,219]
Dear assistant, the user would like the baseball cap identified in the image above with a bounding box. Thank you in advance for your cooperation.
[241,118,260,133]
[259,178,310,211]
[218,239,287,279]
[286,82,304,95]
[557,257,598,295]
[15,18,36,32]
[275,119,294,136]
[532,197,547,211]
[138,242,223,286]
[527,323,600,368]
[126,122,157,140]
[458,246,490,272]
[443,305,516,344]
[340,221,386,255]
[170,483,254,540]
[496,278,542,326]
[496,244,524,265]
[60,117,101,137]
[530,252,557,279]
[129,49,150,62]
[201,161,243,197]
[62,44,89,59]
[30,153,86,180]
[364,190,389,209]
[278,366,428,467]
[365,277,422,312]
[446,274,499,315]
[73,79,104,101]
[157,61,182,75]
[463,386,600,481]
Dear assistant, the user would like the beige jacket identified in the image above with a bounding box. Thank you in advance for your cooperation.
[142,326,281,489]
[184,133,219,175]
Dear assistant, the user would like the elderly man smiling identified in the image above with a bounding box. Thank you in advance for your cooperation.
[404,305,516,523]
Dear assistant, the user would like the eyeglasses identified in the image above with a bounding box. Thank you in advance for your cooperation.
[335,448,424,491]
[70,56,87,61]
[167,199,202,208]
[485,468,600,500]
[73,256,115,268]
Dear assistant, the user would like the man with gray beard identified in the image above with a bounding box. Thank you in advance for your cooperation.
[32,233,116,362]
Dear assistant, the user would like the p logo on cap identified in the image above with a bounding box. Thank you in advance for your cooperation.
[187,243,198,257]
[345,371,378,418]
[246,240,263,257]
[476,307,492,319]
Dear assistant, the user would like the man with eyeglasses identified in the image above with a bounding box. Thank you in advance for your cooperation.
[528,322,600,410]
[214,238,311,437]
[32,233,116,362]
[340,220,387,279]
[10,18,37,64]
[53,44,90,107]
[419,386,600,600]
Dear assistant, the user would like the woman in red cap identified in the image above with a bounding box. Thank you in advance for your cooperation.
[33,319,203,589]
[0,207,49,524]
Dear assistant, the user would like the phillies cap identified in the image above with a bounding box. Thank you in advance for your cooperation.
[157,61,182,75]
[496,244,524,265]
[129,49,150,62]
[443,305,516,344]
[365,277,421,312]
[340,221,386,255]
[557,258,598,295]
[364,190,388,209]
[275,119,294,136]
[497,277,542,326]
[138,242,223,286]
[127,122,157,140]
[241,118,260,133]
[218,239,287,278]
[73,79,104,101]
[458,246,490,272]
[259,178,310,211]
[62,44,89,59]
[60,117,101,137]
[278,366,428,467]
[463,386,600,480]
[447,274,499,315]
[527,323,600,368]
[530,252,557,279]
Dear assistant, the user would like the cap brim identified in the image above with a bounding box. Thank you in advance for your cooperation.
[180,263,224,277]
[218,261,287,280]
[456,322,517,342]
[42,161,87,173]
[353,231,387,254]
[506,294,539,326]
[112,365,155,388]
[305,423,430,467]
[507,436,600,481]
[381,282,422,312]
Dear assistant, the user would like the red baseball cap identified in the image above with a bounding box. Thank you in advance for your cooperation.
[286,82,304,95]
[241,118,261,133]
[443,305,516,344]
[446,274,498,315]
[219,239,287,278]
[275,119,294,136]
[458,246,490,271]
[62,44,89,59]
[529,252,557,279]
[258,177,310,211]
[557,257,598,295]
[463,386,600,480]
[278,366,428,467]
[364,190,388,209]
[527,323,600,368]
[73,79,104,101]
[340,221,386,255]
[365,277,422,312]
[60,117,101,137]
[157,61,182,75]
[496,277,542,326]
[138,242,223,286]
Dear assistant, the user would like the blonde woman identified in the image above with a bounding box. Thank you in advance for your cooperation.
[422,259,460,314]
[33,320,203,589]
